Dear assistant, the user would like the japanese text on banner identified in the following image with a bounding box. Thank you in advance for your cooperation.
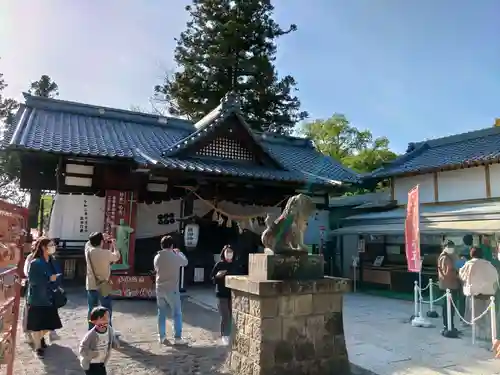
[405,185,421,273]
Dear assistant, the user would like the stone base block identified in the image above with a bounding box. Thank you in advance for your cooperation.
[226,276,352,375]
[248,253,324,281]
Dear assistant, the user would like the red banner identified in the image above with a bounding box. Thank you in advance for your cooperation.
[103,190,137,273]
[405,186,421,272]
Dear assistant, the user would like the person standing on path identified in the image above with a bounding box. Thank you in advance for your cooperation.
[85,232,121,331]
[79,306,120,375]
[210,245,239,345]
[154,235,188,345]
[24,243,63,344]
[437,240,460,335]
[26,237,63,358]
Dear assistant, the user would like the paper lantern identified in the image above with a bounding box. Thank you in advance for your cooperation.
[184,223,200,248]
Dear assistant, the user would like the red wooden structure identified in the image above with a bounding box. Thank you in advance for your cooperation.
[0,201,28,375]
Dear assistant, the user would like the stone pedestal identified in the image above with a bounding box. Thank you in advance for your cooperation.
[226,254,351,375]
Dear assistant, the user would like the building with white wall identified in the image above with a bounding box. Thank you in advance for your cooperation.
[331,125,500,293]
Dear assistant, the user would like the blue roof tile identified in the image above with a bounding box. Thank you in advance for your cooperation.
[369,126,500,178]
[8,93,360,185]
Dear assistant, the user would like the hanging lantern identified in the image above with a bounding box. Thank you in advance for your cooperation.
[226,218,232,228]
[184,223,200,248]
[212,210,219,222]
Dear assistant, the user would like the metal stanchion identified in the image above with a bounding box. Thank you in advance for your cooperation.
[411,280,432,327]
[490,296,497,345]
[471,295,476,345]
[442,288,459,338]
[426,278,439,318]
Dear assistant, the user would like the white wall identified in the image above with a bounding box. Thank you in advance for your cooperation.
[393,165,492,204]
[488,164,500,198]
[437,167,486,202]
[394,174,435,204]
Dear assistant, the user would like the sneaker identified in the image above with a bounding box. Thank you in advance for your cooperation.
[35,348,44,359]
[114,330,122,337]
[49,331,60,341]
[173,338,187,346]
[221,336,229,346]
[24,333,33,344]
[158,337,169,345]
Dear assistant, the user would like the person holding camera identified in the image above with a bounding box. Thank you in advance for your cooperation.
[85,232,121,331]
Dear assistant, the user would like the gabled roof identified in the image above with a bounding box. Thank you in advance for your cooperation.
[163,92,283,169]
[369,126,500,178]
[7,93,361,185]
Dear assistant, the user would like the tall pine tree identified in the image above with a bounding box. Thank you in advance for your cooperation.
[27,75,59,229]
[155,0,308,133]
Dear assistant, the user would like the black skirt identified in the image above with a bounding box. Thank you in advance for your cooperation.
[26,305,63,332]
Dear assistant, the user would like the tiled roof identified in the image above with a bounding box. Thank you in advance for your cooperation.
[8,93,361,185]
[369,126,500,178]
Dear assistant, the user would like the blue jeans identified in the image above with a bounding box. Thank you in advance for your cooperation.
[87,290,113,330]
[157,291,182,339]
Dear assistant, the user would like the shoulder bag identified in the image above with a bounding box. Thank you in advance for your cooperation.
[85,248,113,297]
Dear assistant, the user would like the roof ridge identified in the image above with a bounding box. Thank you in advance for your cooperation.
[23,93,194,131]
[413,126,500,149]
[369,143,429,177]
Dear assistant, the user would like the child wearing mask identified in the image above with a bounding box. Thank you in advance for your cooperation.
[210,245,239,345]
[79,306,120,375]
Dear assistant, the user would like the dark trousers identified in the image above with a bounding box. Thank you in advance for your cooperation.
[85,363,107,375]
[442,289,459,330]
[87,290,113,330]
[217,297,232,337]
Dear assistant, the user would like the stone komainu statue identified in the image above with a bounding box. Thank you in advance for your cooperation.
[261,193,315,254]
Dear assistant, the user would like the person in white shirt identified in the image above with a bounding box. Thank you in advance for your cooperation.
[154,235,188,345]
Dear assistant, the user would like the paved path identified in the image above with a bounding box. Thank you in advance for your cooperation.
[14,293,229,375]
[188,288,500,375]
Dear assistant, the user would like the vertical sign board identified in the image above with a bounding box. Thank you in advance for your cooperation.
[405,186,421,273]
[103,190,137,274]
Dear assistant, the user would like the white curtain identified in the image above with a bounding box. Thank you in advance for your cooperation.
[48,194,105,240]
[135,200,182,239]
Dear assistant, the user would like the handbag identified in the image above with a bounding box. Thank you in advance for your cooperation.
[85,248,112,297]
[52,286,67,308]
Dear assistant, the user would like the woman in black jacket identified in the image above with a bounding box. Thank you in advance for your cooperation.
[210,245,239,345]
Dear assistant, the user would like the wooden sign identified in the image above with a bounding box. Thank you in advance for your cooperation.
[110,275,155,298]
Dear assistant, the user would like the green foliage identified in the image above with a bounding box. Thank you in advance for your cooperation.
[26,75,59,227]
[0,62,25,205]
[28,75,59,98]
[154,0,307,134]
[301,113,398,174]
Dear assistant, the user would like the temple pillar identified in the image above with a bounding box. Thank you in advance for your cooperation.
[226,253,351,375]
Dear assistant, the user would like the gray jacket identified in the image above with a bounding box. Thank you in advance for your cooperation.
[79,326,119,370]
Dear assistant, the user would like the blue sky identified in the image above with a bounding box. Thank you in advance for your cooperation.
[1,0,499,153]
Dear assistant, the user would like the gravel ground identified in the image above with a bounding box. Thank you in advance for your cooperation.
[13,291,377,375]
[14,292,229,375]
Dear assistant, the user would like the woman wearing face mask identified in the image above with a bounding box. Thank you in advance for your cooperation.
[210,245,238,345]
[26,237,63,358]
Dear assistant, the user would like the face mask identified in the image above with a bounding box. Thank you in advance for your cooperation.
[225,252,234,261]
[96,323,108,330]
[444,247,455,254]
[47,246,56,255]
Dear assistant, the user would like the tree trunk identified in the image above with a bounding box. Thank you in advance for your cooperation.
[27,189,41,230]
